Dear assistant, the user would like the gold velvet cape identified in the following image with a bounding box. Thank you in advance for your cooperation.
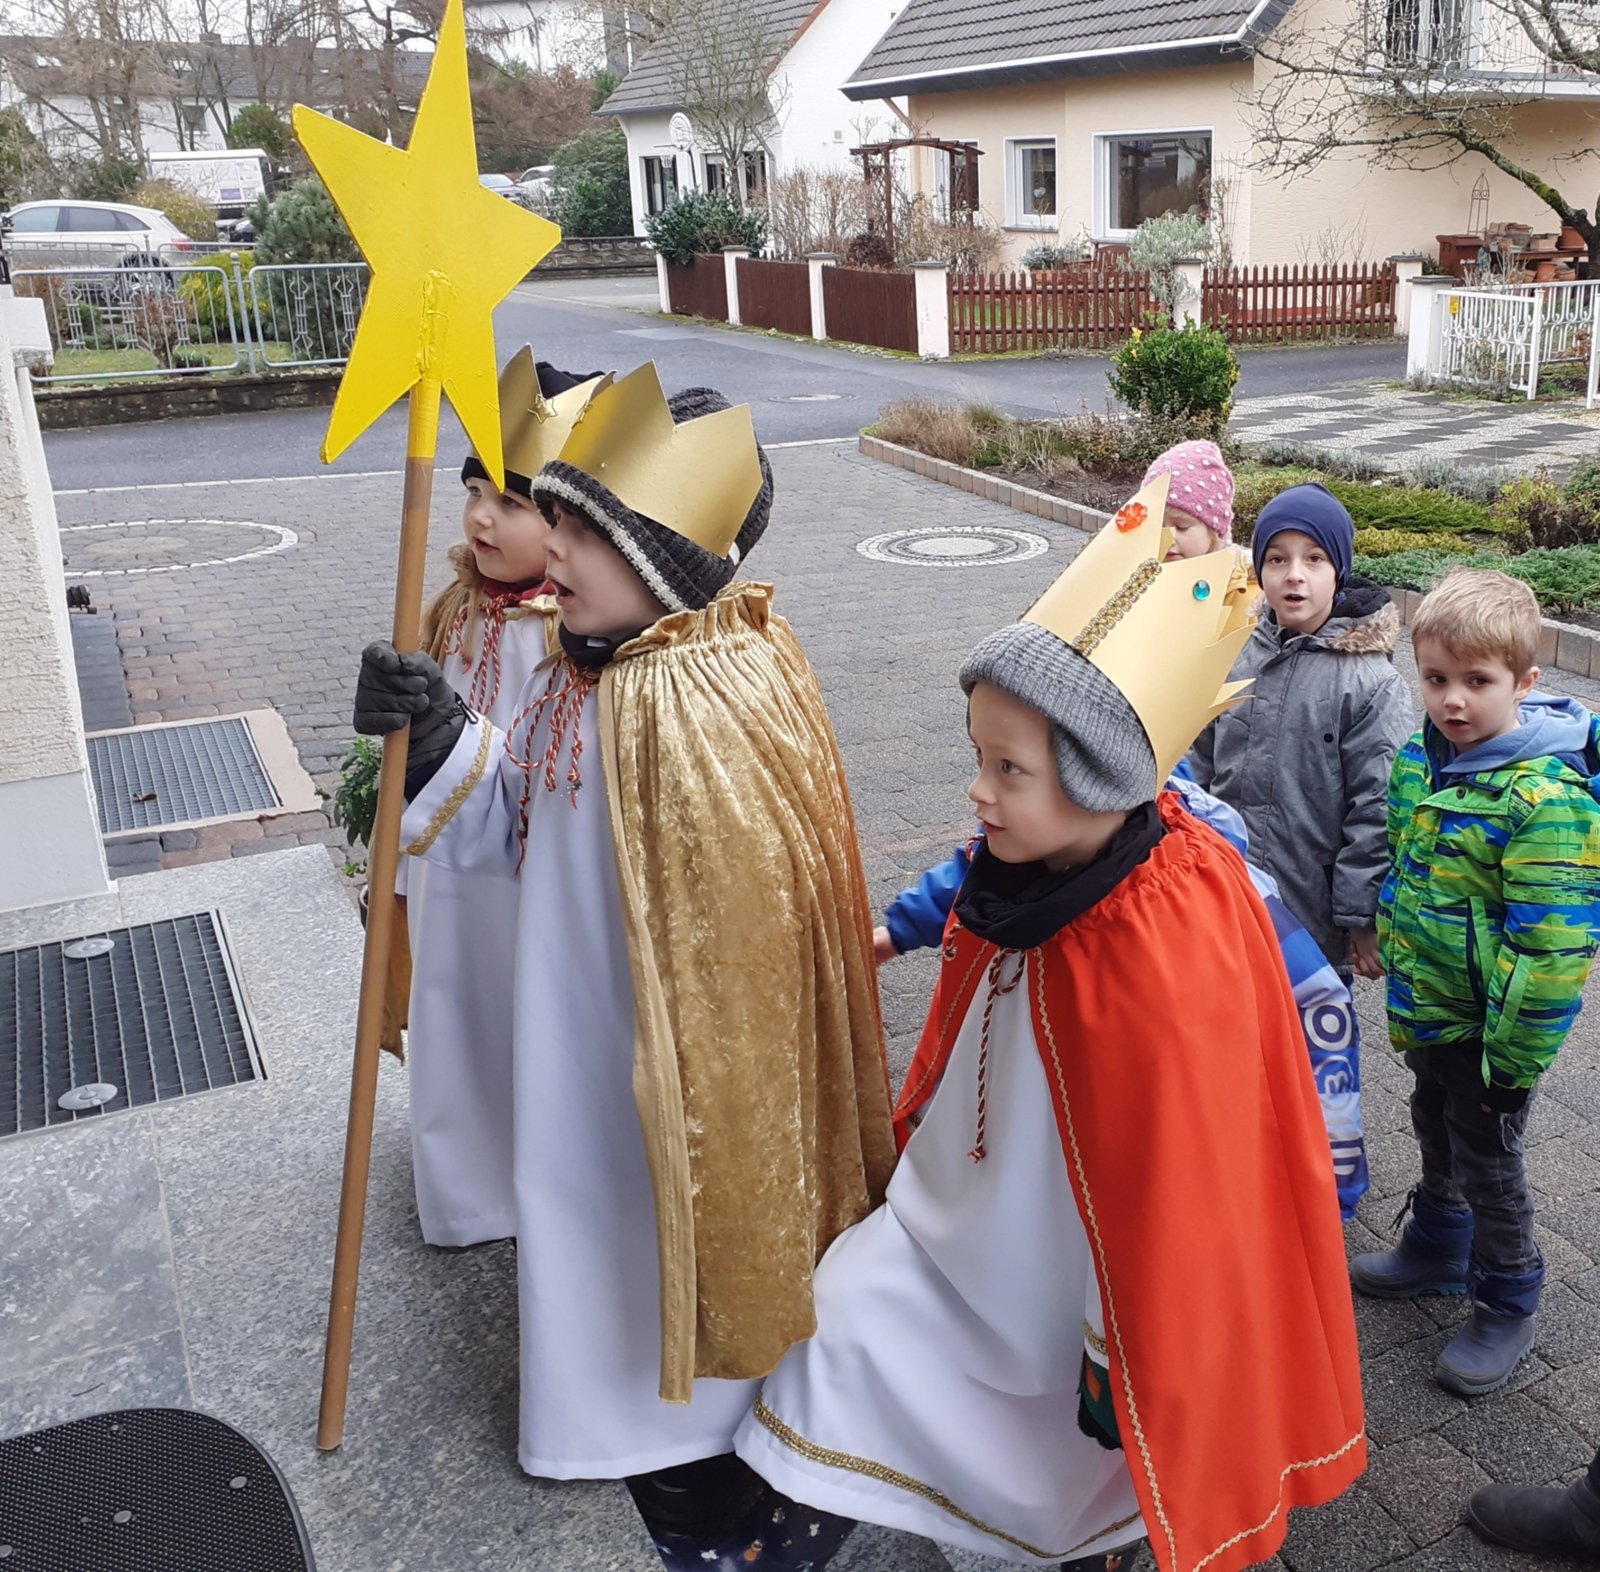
[586,584,896,1401]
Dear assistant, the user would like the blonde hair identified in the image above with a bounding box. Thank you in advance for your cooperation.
[1410,567,1540,675]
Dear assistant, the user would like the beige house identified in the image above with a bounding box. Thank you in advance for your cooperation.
[838,0,1600,269]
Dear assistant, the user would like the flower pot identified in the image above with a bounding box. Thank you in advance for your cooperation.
[1561,225,1585,251]
[1534,259,1559,281]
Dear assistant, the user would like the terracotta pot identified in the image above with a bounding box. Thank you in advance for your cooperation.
[1561,225,1585,250]
[1535,259,1559,281]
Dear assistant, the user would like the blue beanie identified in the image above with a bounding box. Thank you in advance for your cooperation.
[1251,483,1355,587]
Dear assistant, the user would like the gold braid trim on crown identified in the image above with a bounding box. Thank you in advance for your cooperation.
[1070,560,1161,659]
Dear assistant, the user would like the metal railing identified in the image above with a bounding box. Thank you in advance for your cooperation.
[1431,280,1600,400]
[12,255,369,383]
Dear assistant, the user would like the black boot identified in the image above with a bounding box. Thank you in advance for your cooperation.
[1059,1541,1145,1571]
[1435,1303,1536,1397]
[1468,1473,1600,1562]
[1349,1189,1471,1300]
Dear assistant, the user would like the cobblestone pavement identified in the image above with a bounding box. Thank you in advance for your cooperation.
[1231,384,1600,474]
[57,444,1600,1570]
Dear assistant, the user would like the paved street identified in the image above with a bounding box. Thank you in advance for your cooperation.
[37,434,1600,1570]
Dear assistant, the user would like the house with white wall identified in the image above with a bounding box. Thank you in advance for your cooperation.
[835,0,1600,268]
[598,0,905,237]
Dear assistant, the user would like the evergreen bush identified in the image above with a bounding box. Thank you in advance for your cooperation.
[646,190,767,266]
[1108,321,1238,425]
[131,178,216,241]
[249,178,359,264]
[550,126,631,237]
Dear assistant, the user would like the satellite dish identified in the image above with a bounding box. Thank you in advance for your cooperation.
[669,113,694,150]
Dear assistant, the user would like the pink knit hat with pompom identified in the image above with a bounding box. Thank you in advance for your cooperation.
[1141,439,1234,543]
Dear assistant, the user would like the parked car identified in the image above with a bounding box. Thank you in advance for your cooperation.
[0,200,196,269]
[518,165,555,201]
[478,172,517,197]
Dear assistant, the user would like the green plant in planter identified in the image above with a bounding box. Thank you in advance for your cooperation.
[645,191,768,267]
[332,736,382,851]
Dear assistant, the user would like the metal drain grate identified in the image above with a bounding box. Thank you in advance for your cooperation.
[0,912,262,1138]
[88,718,281,835]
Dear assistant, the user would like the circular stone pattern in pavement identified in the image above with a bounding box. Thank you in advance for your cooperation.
[856,525,1049,568]
[61,518,298,578]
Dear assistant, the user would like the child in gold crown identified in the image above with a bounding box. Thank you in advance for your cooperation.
[729,489,1367,1572]
[397,349,602,1250]
[351,364,894,1547]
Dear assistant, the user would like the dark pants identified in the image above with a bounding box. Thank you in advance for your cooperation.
[1406,1046,1544,1315]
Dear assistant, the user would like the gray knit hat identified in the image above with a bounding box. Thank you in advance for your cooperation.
[959,620,1158,812]
[531,386,773,614]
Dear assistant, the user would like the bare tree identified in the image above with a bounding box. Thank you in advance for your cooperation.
[1246,0,1600,274]
[652,0,788,206]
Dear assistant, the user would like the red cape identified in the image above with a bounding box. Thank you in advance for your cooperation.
[895,795,1366,1572]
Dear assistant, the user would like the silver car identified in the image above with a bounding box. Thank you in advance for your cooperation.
[1,200,197,269]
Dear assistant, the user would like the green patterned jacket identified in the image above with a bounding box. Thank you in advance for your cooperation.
[1378,711,1600,1087]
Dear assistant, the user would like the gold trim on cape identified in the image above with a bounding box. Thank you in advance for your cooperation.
[404,722,493,856]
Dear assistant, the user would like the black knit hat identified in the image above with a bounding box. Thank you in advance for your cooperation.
[460,359,607,499]
[531,385,773,613]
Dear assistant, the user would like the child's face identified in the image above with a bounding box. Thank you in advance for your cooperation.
[1414,636,1537,753]
[543,500,666,640]
[462,478,548,586]
[1164,505,1217,562]
[1259,529,1338,636]
[966,682,1129,872]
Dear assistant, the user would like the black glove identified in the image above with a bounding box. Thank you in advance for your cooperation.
[1482,1080,1531,1114]
[353,642,467,795]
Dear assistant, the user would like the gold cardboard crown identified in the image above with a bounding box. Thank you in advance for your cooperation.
[482,347,609,481]
[555,362,763,558]
[1022,472,1255,779]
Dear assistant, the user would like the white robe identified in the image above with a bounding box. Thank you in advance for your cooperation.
[734,953,1145,1565]
[403,613,545,1247]
[401,636,758,1479]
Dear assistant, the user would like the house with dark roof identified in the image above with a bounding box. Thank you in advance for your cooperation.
[597,0,905,236]
[832,0,1600,267]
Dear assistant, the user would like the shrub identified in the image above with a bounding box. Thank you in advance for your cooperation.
[131,178,216,242]
[1492,473,1600,550]
[1021,239,1089,270]
[1353,547,1483,591]
[891,195,1006,273]
[1251,440,1387,483]
[71,157,142,202]
[871,397,980,465]
[1354,544,1600,615]
[1401,454,1516,504]
[225,103,292,161]
[333,737,382,849]
[250,178,358,264]
[1126,212,1212,315]
[1231,465,1326,541]
[1108,322,1238,425]
[550,126,631,237]
[1353,527,1480,558]
[1325,478,1498,536]
[1563,456,1600,511]
[845,231,896,269]
[646,190,767,266]
[178,249,256,341]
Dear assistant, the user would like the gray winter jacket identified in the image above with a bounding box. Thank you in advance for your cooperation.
[1187,579,1414,969]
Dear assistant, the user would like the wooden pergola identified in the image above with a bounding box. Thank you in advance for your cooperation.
[851,137,983,254]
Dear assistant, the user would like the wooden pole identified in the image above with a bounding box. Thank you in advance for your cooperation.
[317,373,442,1452]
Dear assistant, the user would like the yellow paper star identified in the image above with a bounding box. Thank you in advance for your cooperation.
[291,0,561,485]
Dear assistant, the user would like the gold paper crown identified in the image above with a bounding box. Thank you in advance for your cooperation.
[481,347,608,480]
[554,362,763,558]
[1022,472,1255,779]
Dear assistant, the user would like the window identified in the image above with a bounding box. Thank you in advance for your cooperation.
[113,211,149,231]
[932,142,979,221]
[742,149,768,200]
[704,156,727,194]
[641,155,678,216]
[1382,0,1467,66]
[1005,139,1057,228]
[1099,131,1212,236]
[63,206,116,232]
[7,205,58,232]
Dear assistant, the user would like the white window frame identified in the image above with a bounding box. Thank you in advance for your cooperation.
[1003,136,1058,231]
[931,138,979,222]
[703,154,728,194]
[1094,126,1214,241]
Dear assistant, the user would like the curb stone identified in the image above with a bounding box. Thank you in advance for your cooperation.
[858,433,1600,681]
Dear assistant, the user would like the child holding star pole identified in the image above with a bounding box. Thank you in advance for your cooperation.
[287,0,563,1448]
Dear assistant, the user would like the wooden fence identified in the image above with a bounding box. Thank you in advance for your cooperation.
[948,268,1159,353]
[822,265,918,353]
[1201,262,1397,343]
[737,257,812,337]
[666,254,728,321]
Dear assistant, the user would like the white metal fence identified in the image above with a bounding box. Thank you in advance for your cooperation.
[12,255,369,383]
[1425,279,1600,399]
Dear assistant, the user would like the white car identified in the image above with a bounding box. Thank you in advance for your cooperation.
[0,200,196,269]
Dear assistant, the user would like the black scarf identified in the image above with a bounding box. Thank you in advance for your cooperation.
[558,621,640,670]
[953,801,1165,950]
